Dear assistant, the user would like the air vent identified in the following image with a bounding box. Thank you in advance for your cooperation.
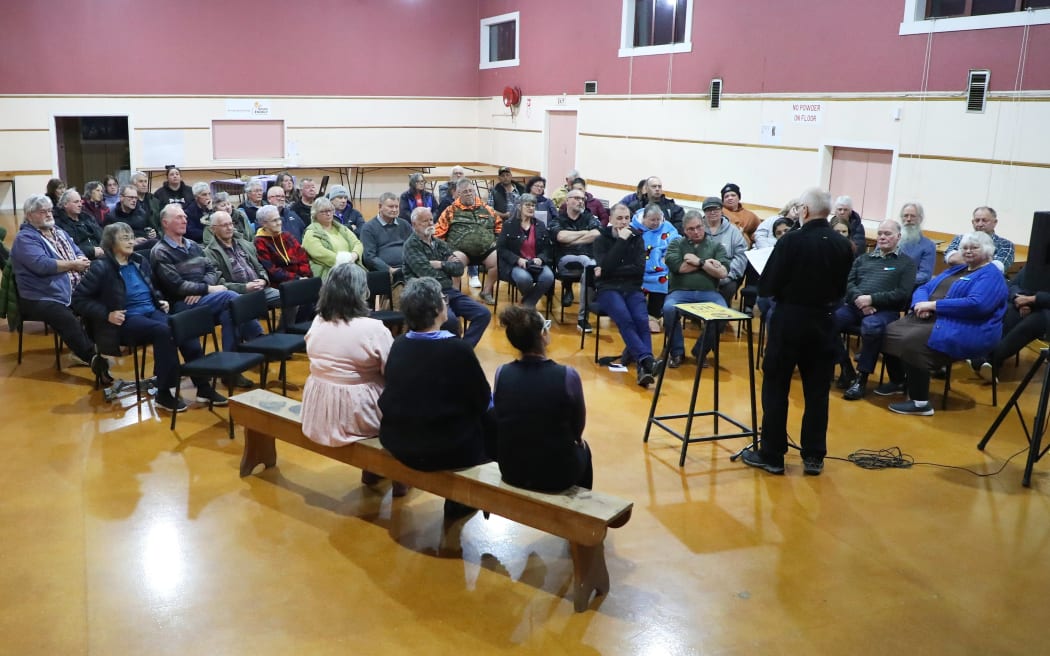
[584,80,598,95]
[967,70,989,113]
[710,78,722,109]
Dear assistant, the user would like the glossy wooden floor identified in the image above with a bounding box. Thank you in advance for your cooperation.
[2,240,1049,654]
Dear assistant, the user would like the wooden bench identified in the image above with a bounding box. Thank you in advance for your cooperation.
[229,389,633,612]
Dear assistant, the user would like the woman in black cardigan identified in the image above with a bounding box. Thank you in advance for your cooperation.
[378,277,494,518]
[496,193,554,309]
[493,306,592,492]
[594,203,661,387]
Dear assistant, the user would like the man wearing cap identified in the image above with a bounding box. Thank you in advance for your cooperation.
[489,167,525,220]
[628,176,684,233]
[701,197,748,306]
[720,183,761,246]
[328,185,365,234]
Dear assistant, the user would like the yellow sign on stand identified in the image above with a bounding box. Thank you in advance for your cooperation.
[674,302,749,321]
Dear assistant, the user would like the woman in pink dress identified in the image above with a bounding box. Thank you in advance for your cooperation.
[301,263,404,493]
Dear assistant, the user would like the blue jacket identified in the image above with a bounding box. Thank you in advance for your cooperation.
[630,213,679,294]
[11,222,85,304]
[914,263,1008,359]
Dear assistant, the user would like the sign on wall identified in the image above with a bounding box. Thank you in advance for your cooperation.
[225,99,273,119]
[791,102,823,125]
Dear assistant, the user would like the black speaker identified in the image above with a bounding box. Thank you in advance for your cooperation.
[1023,211,1050,291]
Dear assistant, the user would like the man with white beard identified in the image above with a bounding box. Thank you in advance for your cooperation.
[897,202,936,286]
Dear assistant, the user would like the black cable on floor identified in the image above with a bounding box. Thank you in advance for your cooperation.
[825,446,1030,477]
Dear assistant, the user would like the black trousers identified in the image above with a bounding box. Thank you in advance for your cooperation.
[20,298,95,363]
[991,305,1048,369]
[760,304,836,464]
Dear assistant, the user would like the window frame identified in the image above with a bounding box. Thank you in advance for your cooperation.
[618,0,694,58]
[900,0,1050,34]
[480,11,520,70]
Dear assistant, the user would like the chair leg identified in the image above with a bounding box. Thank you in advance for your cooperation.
[53,333,62,371]
[132,345,142,404]
[279,360,288,397]
[17,325,23,364]
[594,315,601,364]
[942,363,952,410]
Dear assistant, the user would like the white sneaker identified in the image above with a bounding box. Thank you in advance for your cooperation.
[469,275,482,288]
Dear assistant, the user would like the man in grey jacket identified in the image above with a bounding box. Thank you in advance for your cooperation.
[203,211,278,306]
[701,197,748,306]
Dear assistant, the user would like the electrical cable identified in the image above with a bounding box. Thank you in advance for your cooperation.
[824,445,1030,477]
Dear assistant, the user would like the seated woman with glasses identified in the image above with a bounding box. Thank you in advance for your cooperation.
[71,222,217,412]
[378,277,494,520]
[493,306,592,492]
[496,193,555,309]
[302,197,364,279]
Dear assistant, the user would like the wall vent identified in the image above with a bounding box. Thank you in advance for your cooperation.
[710,78,722,109]
[584,80,598,95]
[966,70,989,113]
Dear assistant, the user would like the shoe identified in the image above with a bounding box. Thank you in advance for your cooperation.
[233,374,254,389]
[443,499,477,521]
[479,291,495,305]
[741,449,785,475]
[648,358,664,378]
[978,362,997,384]
[361,470,383,486]
[69,352,91,367]
[154,393,188,413]
[873,381,906,396]
[967,358,985,374]
[391,482,411,497]
[835,367,855,389]
[843,380,866,401]
[802,457,825,476]
[469,275,482,289]
[577,319,592,334]
[668,353,684,369]
[930,365,947,380]
[90,354,114,386]
[889,400,934,416]
[561,288,574,307]
[195,387,229,406]
[636,364,655,388]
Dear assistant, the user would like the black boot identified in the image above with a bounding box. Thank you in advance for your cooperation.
[636,358,655,388]
[561,286,574,307]
[843,373,868,400]
[836,361,856,389]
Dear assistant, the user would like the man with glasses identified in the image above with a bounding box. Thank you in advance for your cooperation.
[435,178,502,305]
[130,171,162,230]
[204,211,277,305]
[550,188,601,332]
[11,194,111,383]
[265,185,306,243]
[111,185,158,250]
[403,206,490,346]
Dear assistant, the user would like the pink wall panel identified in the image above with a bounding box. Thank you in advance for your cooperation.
[0,0,480,97]
[478,0,1050,96]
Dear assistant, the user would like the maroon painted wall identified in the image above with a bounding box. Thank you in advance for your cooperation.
[3,1,1046,97]
[1,0,481,96]
[477,0,1050,96]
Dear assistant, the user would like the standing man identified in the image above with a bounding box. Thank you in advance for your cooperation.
[402,207,491,346]
[719,183,760,246]
[944,206,1014,273]
[743,188,854,476]
[361,192,413,273]
[897,202,936,286]
[662,210,731,369]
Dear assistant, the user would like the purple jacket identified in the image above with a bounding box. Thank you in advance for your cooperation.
[11,222,85,304]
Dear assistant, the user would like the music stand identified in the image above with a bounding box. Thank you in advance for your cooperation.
[977,347,1050,487]
[643,302,758,466]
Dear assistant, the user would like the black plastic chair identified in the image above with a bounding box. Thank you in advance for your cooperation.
[230,291,306,396]
[552,244,586,324]
[366,270,405,334]
[577,265,610,363]
[16,299,63,370]
[278,276,322,334]
[168,305,265,437]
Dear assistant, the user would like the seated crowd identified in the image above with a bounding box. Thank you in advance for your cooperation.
[5,167,1037,508]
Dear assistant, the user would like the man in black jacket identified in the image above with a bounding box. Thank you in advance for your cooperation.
[54,189,104,260]
[628,176,685,233]
[744,188,854,476]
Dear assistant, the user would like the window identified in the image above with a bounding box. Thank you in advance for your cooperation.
[901,0,1050,34]
[928,0,1050,17]
[480,12,519,70]
[619,0,693,58]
